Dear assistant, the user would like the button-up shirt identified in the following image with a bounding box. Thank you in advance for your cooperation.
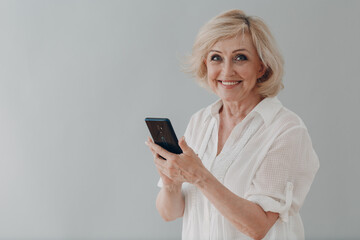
[159,96,319,240]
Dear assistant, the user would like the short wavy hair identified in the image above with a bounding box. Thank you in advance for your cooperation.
[186,9,284,97]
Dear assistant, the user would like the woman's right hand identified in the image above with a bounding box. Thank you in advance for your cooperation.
[146,137,185,221]
[146,137,183,188]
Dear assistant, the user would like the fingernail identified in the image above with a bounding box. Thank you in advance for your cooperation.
[145,141,149,145]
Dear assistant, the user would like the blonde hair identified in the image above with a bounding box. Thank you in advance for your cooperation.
[186,9,284,97]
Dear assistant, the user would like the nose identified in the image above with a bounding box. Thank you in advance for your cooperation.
[222,60,235,78]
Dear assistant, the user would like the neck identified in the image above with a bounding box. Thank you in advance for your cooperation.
[220,94,263,122]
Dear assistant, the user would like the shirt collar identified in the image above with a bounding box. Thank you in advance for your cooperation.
[210,99,223,118]
[251,96,283,126]
[207,96,283,127]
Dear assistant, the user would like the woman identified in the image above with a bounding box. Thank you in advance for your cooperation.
[146,9,319,240]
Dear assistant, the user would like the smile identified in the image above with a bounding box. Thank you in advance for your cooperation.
[217,80,242,86]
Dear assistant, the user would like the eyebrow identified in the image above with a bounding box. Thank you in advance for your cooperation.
[209,48,250,54]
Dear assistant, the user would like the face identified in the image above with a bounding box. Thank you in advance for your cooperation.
[205,34,265,103]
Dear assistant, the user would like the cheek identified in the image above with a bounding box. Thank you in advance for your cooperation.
[237,66,258,80]
[207,64,219,79]
[206,68,218,91]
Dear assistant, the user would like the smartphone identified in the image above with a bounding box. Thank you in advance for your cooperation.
[145,118,183,158]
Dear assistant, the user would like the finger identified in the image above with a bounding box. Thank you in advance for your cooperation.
[154,156,167,168]
[149,147,157,156]
[145,138,156,153]
[154,159,171,178]
[154,157,179,178]
[145,137,154,146]
[157,170,169,180]
[145,139,157,156]
[179,136,195,155]
[147,140,175,160]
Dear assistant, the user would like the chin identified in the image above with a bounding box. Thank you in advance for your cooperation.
[219,94,242,102]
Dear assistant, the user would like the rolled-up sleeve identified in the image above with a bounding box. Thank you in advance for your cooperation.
[245,126,319,222]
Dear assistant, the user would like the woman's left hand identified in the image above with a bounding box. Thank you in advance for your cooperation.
[146,137,207,185]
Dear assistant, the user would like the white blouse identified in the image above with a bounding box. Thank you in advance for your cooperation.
[158,97,319,240]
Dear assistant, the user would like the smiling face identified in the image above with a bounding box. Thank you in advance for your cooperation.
[205,33,266,104]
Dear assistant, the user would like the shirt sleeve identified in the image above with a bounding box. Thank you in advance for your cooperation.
[244,126,319,222]
[157,116,195,188]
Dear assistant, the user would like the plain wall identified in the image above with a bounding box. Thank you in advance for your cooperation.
[0,0,359,239]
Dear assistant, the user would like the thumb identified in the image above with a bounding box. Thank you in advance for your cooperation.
[179,136,193,154]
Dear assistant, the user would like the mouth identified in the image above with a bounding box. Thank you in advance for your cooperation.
[217,80,242,87]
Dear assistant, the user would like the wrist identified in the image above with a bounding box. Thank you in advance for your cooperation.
[193,167,212,189]
[162,182,182,193]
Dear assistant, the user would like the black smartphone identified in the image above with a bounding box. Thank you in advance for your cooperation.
[145,118,183,158]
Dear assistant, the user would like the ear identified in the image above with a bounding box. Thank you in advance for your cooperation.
[257,62,266,79]
[203,57,207,66]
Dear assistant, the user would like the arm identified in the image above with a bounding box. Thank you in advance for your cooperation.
[156,183,185,221]
[146,137,185,221]
[196,126,320,239]
[147,137,278,239]
[195,168,278,240]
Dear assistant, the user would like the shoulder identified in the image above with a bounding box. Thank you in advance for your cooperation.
[271,105,309,135]
[189,107,209,125]
[187,100,218,128]
[184,100,219,144]
[265,105,319,168]
[269,107,318,166]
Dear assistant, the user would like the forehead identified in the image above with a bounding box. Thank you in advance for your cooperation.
[211,33,256,53]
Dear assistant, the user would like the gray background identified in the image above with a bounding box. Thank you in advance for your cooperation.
[0,0,359,239]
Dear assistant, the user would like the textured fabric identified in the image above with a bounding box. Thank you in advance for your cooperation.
[158,97,319,240]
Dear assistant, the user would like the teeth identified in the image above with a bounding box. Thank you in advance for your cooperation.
[221,81,241,86]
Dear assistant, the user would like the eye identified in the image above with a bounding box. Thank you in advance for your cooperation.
[234,54,248,61]
[210,54,222,61]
